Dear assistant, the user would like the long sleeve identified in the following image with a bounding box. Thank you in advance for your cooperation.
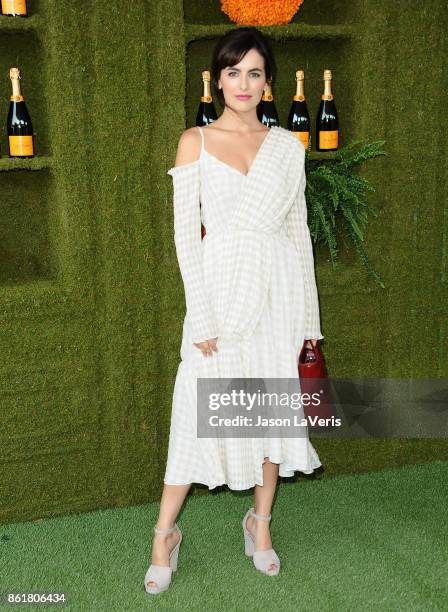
[284,153,324,341]
[167,161,219,344]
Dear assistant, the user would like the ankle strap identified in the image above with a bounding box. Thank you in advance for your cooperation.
[154,523,177,534]
[249,508,271,522]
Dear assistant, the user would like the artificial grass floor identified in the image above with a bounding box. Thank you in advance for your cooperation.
[1,461,447,611]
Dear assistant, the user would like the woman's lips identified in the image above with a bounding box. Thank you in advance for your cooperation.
[236,95,252,100]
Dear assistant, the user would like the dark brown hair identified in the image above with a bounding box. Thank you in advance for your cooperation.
[211,27,276,106]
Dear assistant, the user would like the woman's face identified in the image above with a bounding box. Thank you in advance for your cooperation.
[218,47,268,111]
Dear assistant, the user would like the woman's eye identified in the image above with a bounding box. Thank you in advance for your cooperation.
[228,72,260,77]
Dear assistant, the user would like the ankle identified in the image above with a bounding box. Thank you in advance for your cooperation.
[248,515,270,532]
[252,508,272,520]
[153,530,176,543]
[155,520,176,530]
[253,519,270,532]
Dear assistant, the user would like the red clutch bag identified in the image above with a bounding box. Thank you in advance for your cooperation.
[298,340,326,379]
[298,340,334,425]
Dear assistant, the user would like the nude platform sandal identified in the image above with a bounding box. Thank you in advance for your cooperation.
[242,507,280,576]
[144,523,182,594]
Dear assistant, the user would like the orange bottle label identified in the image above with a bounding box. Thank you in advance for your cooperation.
[319,130,338,149]
[291,130,309,151]
[9,135,34,156]
[2,0,27,14]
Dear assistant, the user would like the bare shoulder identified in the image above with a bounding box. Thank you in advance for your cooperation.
[173,127,201,167]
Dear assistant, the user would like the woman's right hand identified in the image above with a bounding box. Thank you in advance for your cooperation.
[194,337,219,357]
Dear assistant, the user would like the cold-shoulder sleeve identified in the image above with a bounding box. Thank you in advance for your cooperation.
[284,147,324,340]
[167,161,219,344]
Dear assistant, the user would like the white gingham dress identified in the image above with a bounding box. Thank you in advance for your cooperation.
[164,125,324,490]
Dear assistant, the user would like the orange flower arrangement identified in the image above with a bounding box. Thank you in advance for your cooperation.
[220,0,304,26]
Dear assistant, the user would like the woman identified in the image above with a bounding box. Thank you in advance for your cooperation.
[145,26,324,594]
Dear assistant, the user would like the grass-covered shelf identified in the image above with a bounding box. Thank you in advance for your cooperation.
[0,155,52,171]
[185,23,355,43]
[0,14,43,33]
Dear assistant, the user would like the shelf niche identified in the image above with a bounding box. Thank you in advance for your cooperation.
[0,168,58,285]
[186,35,357,150]
[0,28,50,157]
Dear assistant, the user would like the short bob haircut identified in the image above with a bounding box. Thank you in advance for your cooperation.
[211,27,276,107]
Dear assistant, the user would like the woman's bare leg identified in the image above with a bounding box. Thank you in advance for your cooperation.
[146,483,191,588]
[246,458,279,572]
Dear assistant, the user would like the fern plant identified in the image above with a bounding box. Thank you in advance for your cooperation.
[305,140,387,288]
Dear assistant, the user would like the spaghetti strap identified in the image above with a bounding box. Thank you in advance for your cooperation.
[197,126,204,153]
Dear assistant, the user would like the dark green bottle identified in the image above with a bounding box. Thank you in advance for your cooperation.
[196,71,218,126]
[7,67,34,158]
[316,69,339,151]
[287,70,310,151]
[257,82,280,127]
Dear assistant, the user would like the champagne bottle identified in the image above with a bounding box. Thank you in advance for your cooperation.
[257,82,280,127]
[316,69,339,151]
[1,0,28,16]
[287,70,311,151]
[195,71,216,240]
[196,70,217,126]
[7,67,34,158]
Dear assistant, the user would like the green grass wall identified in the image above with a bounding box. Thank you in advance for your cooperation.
[0,0,446,524]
